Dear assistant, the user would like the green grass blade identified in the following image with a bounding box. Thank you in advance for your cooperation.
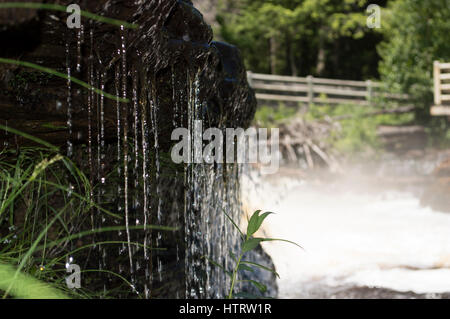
[222,208,245,240]
[0,263,69,299]
[3,206,68,298]
[0,124,58,151]
[0,2,139,29]
[202,256,232,277]
[260,238,303,250]
[241,261,280,278]
[241,237,263,253]
[48,241,165,266]
[34,224,178,255]
[238,279,267,293]
[237,264,254,272]
[0,58,129,102]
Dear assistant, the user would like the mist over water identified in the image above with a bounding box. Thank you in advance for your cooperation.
[243,154,450,298]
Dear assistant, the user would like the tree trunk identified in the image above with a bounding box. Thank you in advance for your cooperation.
[316,27,326,76]
[287,34,298,76]
[269,36,277,74]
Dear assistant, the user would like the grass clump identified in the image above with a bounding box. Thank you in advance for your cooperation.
[0,126,176,299]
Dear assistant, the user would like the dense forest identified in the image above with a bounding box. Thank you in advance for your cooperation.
[194,0,450,117]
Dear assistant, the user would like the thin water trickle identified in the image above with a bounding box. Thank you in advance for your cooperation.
[65,42,73,159]
[140,72,152,299]
[87,28,94,205]
[120,25,134,280]
[76,25,84,73]
[149,88,163,282]
[99,72,106,186]
[3,120,8,148]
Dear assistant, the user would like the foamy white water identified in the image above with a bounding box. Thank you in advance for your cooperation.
[242,170,450,298]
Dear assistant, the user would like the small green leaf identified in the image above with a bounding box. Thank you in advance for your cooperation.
[202,256,232,277]
[222,208,245,240]
[241,237,264,253]
[41,123,68,130]
[229,250,237,261]
[247,280,267,293]
[238,264,254,272]
[246,210,274,239]
[241,261,280,278]
[246,210,261,238]
[259,238,303,250]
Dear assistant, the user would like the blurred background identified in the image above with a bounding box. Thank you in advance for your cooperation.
[193,0,450,298]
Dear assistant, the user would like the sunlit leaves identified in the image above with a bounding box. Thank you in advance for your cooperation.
[246,210,273,239]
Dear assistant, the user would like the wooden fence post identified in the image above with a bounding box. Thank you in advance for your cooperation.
[434,61,441,105]
[366,80,373,105]
[307,75,314,107]
[247,71,253,87]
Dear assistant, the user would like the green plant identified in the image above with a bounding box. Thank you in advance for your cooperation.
[0,58,128,102]
[305,102,415,154]
[0,263,69,299]
[0,2,138,29]
[0,125,177,299]
[254,104,298,128]
[205,210,301,299]
[378,0,450,116]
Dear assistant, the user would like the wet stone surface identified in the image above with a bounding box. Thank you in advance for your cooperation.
[0,0,270,299]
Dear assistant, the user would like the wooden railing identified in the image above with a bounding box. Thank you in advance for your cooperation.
[247,71,409,106]
[432,61,450,116]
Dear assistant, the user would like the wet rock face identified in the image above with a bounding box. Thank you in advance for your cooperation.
[0,0,272,299]
[0,0,40,28]
[241,245,279,298]
[0,0,256,147]
[421,159,450,213]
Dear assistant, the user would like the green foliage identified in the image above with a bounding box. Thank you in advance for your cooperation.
[217,0,379,78]
[306,103,415,154]
[0,58,129,102]
[0,263,69,299]
[205,209,301,299]
[378,0,450,115]
[0,126,176,299]
[254,104,298,127]
[0,2,138,29]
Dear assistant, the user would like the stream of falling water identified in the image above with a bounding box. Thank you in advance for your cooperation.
[87,27,94,233]
[120,25,134,286]
[65,42,73,160]
[149,86,163,283]
[59,22,246,298]
[140,69,152,299]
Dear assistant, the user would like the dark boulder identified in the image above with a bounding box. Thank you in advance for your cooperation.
[0,0,274,299]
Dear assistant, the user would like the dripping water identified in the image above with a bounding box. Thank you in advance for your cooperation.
[76,25,84,73]
[149,85,163,282]
[87,27,95,232]
[65,42,73,160]
[120,25,134,284]
[3,120,8,148]
[140,70,152,298]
